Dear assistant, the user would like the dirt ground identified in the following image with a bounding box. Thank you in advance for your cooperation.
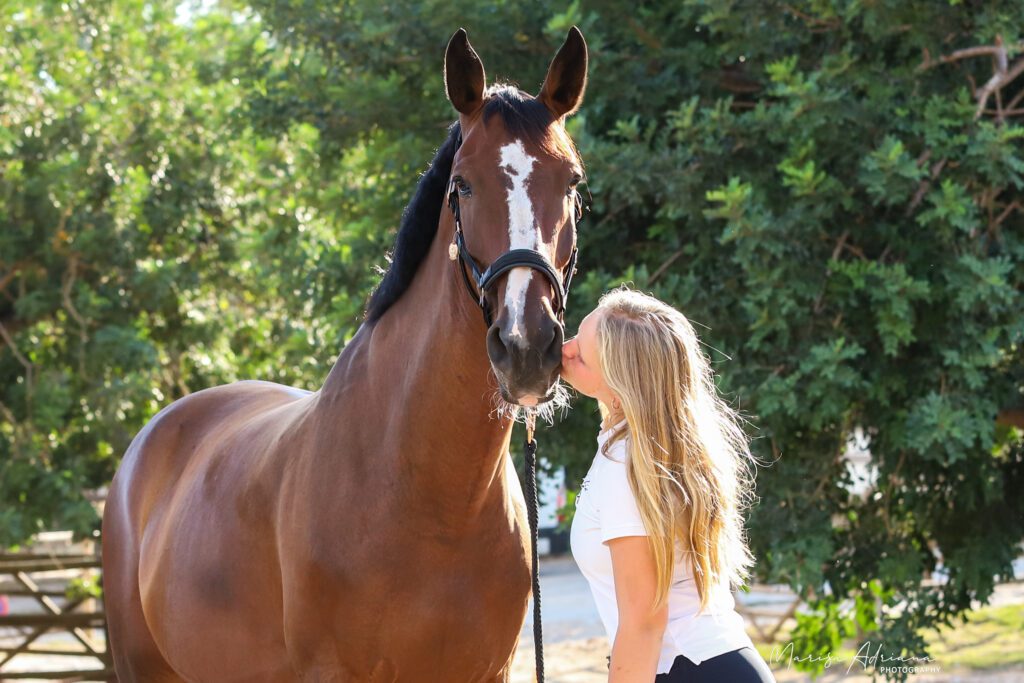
[2,551,1021,682]
[509,636,1024,683]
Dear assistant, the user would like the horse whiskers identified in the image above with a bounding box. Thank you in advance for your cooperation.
[485,378,572,428]
[533,380,572,425]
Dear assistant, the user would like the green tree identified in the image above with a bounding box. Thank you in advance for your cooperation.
[548,2,1024,678]
[0,1,354,543]
[2,2,1023,679]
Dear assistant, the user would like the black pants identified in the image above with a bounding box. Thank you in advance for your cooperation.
[654,647,775,682]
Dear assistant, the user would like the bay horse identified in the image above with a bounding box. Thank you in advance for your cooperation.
[102,27,588,682]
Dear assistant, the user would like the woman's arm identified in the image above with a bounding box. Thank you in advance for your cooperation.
[607,536,669,682]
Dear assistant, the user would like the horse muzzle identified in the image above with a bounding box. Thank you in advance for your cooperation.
[486,314,563,405]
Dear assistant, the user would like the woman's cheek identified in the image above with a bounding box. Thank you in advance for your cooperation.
[561,359,576,383]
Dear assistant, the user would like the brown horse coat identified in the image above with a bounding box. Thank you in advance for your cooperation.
[103,28,588,682]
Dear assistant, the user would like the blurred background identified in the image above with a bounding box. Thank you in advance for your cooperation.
[1,1,1022,680]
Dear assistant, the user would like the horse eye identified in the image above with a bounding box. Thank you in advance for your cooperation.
[566,173,582,196]
[453,176,472,197]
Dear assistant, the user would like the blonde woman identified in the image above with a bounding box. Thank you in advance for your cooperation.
[562,287,775,682]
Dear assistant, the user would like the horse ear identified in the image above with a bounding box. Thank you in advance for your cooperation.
[538,26,588,120]
[445,28,487,116]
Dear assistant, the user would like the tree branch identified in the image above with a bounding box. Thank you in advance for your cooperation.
[914,38,1024,122]
[905,157,947,216]
[0,399,16,426]
[0,260,29,296]
[1006,87,1024,112]
[983,107,1024,117]
[996,408,1024,429]
[0,320,34,413]
[994,200,1021,226]
[830,229,849,262]
[814,229,850,314]
[0,321,31,372]
[781,4,841,30]
[841,241,868,261]
[61,255,90,343]
[975,55,1024,120]
[648,248,685,286]
[625,17,662,51]
[917,43,1023,71]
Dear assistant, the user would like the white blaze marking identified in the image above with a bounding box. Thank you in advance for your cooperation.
[499,141,540,346]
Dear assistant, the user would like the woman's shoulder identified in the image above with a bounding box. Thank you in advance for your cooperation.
[600,434,631,465]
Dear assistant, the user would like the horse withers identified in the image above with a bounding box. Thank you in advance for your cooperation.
[102,27,588,682]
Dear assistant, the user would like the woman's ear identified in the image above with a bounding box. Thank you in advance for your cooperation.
[445,28,486,116]
[537,26,588,120]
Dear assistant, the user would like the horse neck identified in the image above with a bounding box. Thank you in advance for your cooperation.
[319,212,515,523]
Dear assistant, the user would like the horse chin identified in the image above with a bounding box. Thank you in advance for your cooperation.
[495,377,554,406]
[490,378,571,426]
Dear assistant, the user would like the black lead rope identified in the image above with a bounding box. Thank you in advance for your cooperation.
[523,416,545,683]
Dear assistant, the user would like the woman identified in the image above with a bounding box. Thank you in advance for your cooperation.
[561,286,775,682]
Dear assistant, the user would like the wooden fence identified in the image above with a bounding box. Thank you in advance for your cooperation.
[0,552,114,681]
[734,583,804,643]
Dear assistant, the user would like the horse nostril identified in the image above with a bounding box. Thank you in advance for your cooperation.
[486,318,565,385]
[486,325,512,373]
[543,322,564,368]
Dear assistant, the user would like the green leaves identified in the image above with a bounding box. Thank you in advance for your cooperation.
[766,55,811,97]
[828,260,931,356]
[789,597,857,676]
[778,158,829,197]
[0,0,262,545]
[705,177,753,225]
[947,254,1016,314]
[917,179,978,233]
[1,5,1023,680]
[905,392,995,465]
[859,136,925,207]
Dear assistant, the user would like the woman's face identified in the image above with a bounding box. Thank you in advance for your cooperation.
[560,308,617,405]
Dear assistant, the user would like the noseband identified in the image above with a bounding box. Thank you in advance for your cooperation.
[445,147,581,328]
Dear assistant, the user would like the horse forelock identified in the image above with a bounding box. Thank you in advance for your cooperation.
[482,84,582,166]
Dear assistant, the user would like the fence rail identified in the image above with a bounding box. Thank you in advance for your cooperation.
[0,552,114,681]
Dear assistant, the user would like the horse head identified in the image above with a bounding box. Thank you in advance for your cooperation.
[444,27,588,407]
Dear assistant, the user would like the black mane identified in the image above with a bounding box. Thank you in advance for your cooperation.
[363,86,564,323]
[363,122,462,323]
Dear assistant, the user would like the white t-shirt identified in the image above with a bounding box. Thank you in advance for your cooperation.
[569,419,755,673]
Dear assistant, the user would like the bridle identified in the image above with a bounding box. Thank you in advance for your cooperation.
[445,137,581,328]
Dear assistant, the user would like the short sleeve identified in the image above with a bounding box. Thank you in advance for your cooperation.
[598,443,649,544]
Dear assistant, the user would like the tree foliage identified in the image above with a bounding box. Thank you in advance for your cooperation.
[2,1,1023,678]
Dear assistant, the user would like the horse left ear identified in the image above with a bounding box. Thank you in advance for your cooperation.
[538,26,588,120]
[445,28,487,116]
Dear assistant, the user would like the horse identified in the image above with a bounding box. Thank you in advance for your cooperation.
[102,27,589,682]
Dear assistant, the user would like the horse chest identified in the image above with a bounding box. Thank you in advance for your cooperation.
[301,527,531,675]
[384,531,530,625]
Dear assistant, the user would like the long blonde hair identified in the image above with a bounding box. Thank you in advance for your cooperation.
[595,286,758,613]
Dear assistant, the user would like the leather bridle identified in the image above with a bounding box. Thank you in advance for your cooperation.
[445,141,581,328]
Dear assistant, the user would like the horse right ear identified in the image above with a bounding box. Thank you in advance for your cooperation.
[445,28,486,116]
[538,26,588,120]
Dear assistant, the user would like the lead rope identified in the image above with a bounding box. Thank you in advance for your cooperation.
[523,414,545,683]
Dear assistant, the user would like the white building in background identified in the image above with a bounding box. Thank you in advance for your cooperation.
[842,426,878,500]
[535,456,568,556]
